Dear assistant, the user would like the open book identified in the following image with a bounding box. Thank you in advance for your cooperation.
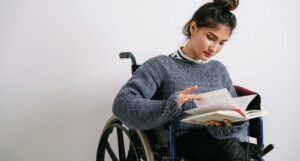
[181,88,268,125]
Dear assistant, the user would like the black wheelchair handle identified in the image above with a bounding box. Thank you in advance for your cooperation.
[119,52,137,65]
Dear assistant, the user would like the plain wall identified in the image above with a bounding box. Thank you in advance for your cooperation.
[1,0,299,161]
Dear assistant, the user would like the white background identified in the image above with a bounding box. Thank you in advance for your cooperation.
[1,0,299,161]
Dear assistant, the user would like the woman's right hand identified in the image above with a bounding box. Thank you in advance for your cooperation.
[177,85,201,108]
[205,119,232,127]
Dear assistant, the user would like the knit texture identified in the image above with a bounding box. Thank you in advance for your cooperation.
[112,55,248,144]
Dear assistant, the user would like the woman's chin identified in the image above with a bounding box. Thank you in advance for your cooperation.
[195,55,210,61]
[201,56,210,61]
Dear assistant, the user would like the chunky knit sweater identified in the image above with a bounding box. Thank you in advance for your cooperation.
[112,53,248,143]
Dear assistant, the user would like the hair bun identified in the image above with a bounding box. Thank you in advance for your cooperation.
[213,0,239,11]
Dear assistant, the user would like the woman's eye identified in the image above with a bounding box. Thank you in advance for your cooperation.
[207,35,215,41]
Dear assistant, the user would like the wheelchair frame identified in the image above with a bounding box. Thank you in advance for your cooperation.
[96,53,273,161]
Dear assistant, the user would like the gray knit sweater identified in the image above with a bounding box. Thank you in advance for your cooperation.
[112,54,248,143]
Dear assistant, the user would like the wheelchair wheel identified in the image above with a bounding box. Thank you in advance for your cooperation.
[96,116,154,161]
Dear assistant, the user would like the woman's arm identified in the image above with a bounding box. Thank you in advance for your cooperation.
[112,59,181,130]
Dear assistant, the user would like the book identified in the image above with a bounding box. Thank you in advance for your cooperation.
[181,88,268,125]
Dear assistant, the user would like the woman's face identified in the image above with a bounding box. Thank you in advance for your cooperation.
[184,22,231,61]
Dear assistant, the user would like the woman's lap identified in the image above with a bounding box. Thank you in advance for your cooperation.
[176,129,246,161]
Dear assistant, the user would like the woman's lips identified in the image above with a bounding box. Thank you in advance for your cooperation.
[203,51,213,57]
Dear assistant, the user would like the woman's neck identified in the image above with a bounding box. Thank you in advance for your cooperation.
[182,43,204,61]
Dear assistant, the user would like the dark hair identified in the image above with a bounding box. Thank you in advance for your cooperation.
[183,0,239,38]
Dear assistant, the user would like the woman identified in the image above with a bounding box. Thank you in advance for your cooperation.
[113,0,248,160]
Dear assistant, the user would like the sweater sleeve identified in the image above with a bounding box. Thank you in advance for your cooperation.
[112,58,182,130]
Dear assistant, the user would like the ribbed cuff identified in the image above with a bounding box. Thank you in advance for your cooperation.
[165,91,182,118]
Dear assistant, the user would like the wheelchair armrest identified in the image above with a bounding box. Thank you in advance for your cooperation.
[249,117,264,147]
[234,85,261,111]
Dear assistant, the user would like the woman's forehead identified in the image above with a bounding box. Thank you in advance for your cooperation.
[201,25,231,39]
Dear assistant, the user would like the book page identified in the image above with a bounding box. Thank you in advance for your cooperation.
[233,94,257,111]
[245,110,269,120]
[186,88,238,115]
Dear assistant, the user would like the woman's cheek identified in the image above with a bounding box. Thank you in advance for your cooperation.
[217,45,224,53]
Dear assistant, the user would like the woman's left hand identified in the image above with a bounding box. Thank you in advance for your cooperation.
[205,119,232,127]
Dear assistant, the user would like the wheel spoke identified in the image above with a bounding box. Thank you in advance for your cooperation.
[126,146,136,161]
[105,142,119,161]
[117,128,126,161]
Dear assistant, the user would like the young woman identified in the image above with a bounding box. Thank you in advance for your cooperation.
[113,0,248,160]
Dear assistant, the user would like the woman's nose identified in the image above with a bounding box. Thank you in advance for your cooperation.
[208,44,217,53]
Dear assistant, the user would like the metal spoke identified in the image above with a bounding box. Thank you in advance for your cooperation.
[117,128,126,161]
[126,146,134,161]
[104,142,119,161]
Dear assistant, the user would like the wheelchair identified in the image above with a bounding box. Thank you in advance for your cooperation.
[96,52,274,161]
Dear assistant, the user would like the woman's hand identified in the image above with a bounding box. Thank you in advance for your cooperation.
[205,119,232,127]
[177,85,201,108]
[177,86,232,127]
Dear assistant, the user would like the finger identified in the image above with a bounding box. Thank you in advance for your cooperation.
[212,121,222,126]
[224,119,232,127]
[177,97,188,106]
[208,121,214,126]
[177,99,185,107]
[234,108,245,117]
[177,103,182,108]
[180,85,198,94]
[176,94,186,107]
[224,119,231,123]
[205,122,209,127]
[205,121,211,126]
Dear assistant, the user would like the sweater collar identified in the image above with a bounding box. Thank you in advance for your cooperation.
[169,48,210,64]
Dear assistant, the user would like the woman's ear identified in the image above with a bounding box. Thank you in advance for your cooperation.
[189,21,198,36]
